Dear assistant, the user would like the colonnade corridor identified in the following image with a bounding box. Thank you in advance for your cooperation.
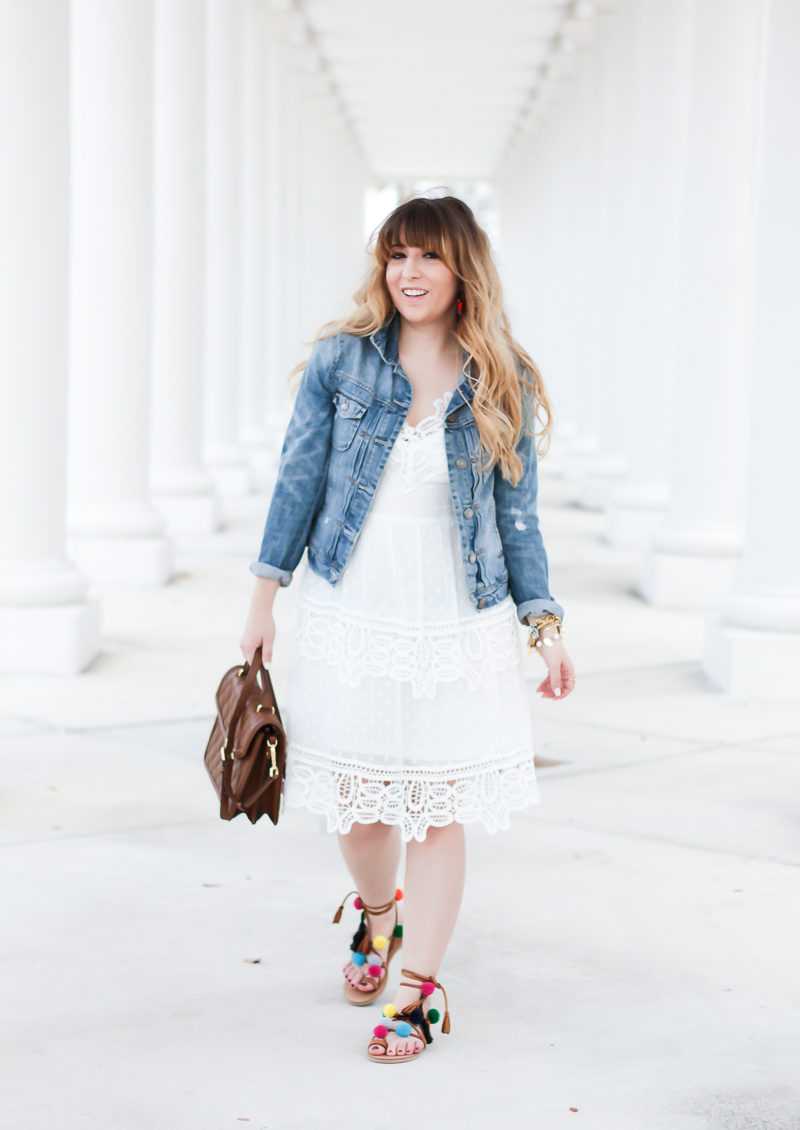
[2,1,799,1127]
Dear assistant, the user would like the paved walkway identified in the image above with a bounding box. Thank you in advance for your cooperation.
[2,476,798,1130]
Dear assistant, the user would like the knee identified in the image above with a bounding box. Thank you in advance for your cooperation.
[340,820,394,848]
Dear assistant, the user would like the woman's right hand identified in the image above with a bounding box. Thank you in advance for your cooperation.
[239,577,280,664]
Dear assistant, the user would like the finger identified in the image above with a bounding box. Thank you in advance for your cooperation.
[549,664,562,698]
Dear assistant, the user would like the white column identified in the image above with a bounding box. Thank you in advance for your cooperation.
[204,0,249,494]
[69,0,173,586]
[263,20,294,455]
[640,0,765,608]
[152,0,219,535]
[0,0,100,673]
[573,2,642,509]
[605,0,692,547]
[239,0,272,490]
[704,0,800,697]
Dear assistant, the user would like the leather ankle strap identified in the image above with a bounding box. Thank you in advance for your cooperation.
[332,889,397,925]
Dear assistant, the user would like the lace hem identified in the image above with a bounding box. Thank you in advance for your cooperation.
[292,596,521,698]
[283,743,539,843]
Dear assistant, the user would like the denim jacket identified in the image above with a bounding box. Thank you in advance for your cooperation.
[251,314,564,625]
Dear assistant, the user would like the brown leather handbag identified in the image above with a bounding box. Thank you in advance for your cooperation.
[204,647,286,825]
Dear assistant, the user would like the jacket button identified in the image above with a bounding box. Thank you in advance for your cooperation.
[468,552,477,564]
[478,599,487,608]
[464,507,474,519]
[456,457,467,469]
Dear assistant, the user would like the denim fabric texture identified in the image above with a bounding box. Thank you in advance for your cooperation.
[251,314,564,624]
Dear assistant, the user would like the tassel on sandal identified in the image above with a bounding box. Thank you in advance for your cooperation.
[367,968,451,1064]
[333,889,404,1006]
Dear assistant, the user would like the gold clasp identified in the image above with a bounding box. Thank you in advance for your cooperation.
[267,736,279,778]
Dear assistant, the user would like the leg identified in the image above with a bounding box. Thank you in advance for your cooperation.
[338,821,402,992]
[370,821,466,1058]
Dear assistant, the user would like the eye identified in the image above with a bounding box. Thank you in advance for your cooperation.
[389,251,406,260]
[423,251,439,259]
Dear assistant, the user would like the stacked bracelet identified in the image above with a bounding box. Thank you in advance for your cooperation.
[527,613,563,653]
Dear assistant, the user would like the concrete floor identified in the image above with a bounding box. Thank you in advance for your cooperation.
[2,477,799,1130]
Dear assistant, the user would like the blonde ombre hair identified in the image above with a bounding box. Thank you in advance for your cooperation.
[307,194,553,485]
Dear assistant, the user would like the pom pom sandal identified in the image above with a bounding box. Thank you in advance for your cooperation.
[367,968,451,1064]
[332,888,404,1006]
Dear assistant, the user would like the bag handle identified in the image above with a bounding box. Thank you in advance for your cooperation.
[219,646,267,755]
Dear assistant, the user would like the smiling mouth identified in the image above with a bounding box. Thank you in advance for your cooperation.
[401,289,428,297]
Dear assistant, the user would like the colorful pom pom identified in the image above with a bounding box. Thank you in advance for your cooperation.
[373,1024,388,1038]
[393,924,403,938]
[383,1003,397,1018]
[394,1021,412,1038]
[350,951,366,966]
[353,897,362,910]
[420,981,436,996]
[409,1008,424,1024]
[427,1008,440,1023]
[395,888,403,901]
[372,934,388,950]
[368,964,382,978]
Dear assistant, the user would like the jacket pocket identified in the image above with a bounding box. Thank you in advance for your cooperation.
[331,390,368,451]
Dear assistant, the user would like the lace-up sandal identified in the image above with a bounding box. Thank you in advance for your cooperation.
[332,888,404,1006]
[367,968,451,1064]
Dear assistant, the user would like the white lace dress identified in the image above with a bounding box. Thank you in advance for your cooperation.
[283,395,539,842]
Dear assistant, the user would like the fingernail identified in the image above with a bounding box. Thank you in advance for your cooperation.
[554,687,561,697]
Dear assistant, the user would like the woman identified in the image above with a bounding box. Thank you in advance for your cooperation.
[240,194,575,1063]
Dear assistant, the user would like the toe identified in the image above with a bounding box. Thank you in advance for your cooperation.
[368,1042,386,1057]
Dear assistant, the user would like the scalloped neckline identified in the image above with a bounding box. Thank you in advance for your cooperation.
[401,393,449,435]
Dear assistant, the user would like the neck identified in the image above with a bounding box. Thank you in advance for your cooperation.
[397,315,459,360]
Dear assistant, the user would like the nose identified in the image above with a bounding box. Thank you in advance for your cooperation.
[401,252,422,279]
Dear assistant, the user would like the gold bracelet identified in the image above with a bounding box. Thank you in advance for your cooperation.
[527,613,562,653]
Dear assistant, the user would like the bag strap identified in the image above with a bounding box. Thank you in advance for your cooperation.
[219,647,264,756]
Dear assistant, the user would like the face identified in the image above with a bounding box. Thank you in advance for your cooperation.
[385,242,460,328]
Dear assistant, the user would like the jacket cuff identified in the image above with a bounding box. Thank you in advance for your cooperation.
[249,561,293,587]
[516,597,565,625]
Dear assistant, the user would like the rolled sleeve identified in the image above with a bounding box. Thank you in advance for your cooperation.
[249,560,294,587]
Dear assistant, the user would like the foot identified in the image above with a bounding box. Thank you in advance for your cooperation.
[368,1025,425,1059]
[342,907,399,993]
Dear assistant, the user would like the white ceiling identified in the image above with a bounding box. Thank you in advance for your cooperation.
[300,0,575,182]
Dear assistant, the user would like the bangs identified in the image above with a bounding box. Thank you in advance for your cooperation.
[377,199,455,266]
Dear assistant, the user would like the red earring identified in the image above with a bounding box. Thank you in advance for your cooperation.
[457,297,464,316]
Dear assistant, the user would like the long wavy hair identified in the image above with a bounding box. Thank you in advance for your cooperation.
[305,194,553,484]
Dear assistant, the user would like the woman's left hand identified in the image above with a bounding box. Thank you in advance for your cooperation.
[532,631,576,699]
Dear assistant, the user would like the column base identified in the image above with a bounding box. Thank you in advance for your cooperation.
[639,549,741,609]
[67,535,174,586]
[704,614,800,698]
[153,492,221,536]
[0,597,101,674]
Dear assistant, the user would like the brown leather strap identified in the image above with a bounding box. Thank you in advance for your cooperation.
[332,889,399,931]
[399,967,452,1034]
